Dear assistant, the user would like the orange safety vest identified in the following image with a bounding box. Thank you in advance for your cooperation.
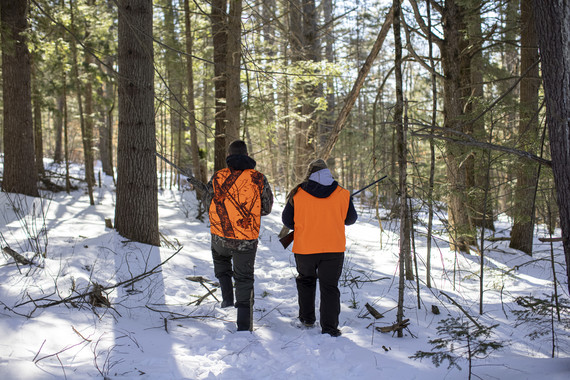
[209,168,265,240]
[292,186,350,254]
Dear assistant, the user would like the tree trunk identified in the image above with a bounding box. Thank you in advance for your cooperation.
[115,0,159,246]
[32,60,45,177]
[510,0,540,255]
[54,93,64,164]
[289,0,312,182]
[533,0,570,293]
[262,0,279,184]
[321,0,335,165]
[425,0,437,289]
[99,58,115,178]
[225,0,241,143]
[211,0,228,172]
[393,0,412,283]
[69,0,94,205]
[394,0,408,338]
[184,0,204,195]
[466,2,495,231]
[163,0,185,188]
[441,0,476,252]
[99,0,115,178]
[1,0,38,197]
[63,70,71,193]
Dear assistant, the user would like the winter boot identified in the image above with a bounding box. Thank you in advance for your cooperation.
[236,307,251,331]
[218,276,234,308]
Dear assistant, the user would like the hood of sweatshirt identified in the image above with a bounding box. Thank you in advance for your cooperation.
[301,168,338,198]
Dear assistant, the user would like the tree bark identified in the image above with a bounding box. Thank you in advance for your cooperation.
[163,0,185,188]
[54,93,64,164]
[99,58,115,178]
[184,0,204,194]
[510,0,540,255]
[466,2,495,231]
[225,0,241,143]
[533,0,570,293]
[32,60,45,177]
[69,0,94,205]
[1,0,39,197]
[115,0,159,246]
[441,0,476,252]
[394,0,410,338]
[211,0,228,172]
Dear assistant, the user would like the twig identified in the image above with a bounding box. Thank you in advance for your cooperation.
[375,319,410,333]
[33,340,47,362]
[257,302,284,321]
[198,281,219,303]
[439,291,482,329]
[71,326,92,342]
[145,305,228,321]
[19,247,183,310]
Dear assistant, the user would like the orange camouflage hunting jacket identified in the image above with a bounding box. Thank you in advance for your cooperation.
[208,168,266,240]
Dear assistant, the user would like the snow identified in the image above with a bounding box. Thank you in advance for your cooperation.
[1,161,569,379]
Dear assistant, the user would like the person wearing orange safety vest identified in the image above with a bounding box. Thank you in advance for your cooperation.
[281,159,357,337]
[192,140,273,332]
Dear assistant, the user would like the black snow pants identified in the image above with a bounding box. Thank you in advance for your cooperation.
[294,252,344,334]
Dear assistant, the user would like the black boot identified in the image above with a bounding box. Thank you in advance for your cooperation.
[218,276,234,308]
[236,307,251,331]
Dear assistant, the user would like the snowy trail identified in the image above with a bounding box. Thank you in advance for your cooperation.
[0,175,569,379]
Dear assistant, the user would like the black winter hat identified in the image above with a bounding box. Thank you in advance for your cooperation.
[307,158,328,175]
[228,140,248,156]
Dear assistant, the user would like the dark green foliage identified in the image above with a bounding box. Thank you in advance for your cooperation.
[513,294,570,356]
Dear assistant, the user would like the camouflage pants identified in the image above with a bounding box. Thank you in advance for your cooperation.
[211,239,256,308]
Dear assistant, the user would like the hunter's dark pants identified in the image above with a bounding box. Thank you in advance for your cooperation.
[211,240,256,308]
[294,252,344,333]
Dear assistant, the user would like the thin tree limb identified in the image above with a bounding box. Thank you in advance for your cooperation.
[439,291,482,329]
[318,5,394,160]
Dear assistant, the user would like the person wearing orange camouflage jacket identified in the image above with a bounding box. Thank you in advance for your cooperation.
[190,140,273,331]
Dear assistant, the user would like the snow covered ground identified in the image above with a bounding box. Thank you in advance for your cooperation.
[0,162,569,379]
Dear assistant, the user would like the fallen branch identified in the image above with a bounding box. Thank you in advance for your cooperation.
[186,275,217,285]
[16,247,183,311]
[2,246,33,265]
[486,236,511,242]
[365,303,384,319]
[538,237,563,242]
[375,318,410,333]
[439,291,482,329]
[198,281,219,303]
[145,305,228,321]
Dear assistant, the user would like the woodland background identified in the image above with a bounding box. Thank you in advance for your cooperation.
[1,0,570,317]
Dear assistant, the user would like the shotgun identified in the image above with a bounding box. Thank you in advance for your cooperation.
[279,175,388,249]
[155,152,207,194]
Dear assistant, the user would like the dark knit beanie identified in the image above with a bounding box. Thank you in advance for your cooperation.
[228,140,248,156]
[307,158,328,175]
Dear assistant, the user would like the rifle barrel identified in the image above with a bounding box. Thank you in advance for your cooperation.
[351,175,388,197]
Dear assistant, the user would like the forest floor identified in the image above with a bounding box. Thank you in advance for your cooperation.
[0,160,569,379]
